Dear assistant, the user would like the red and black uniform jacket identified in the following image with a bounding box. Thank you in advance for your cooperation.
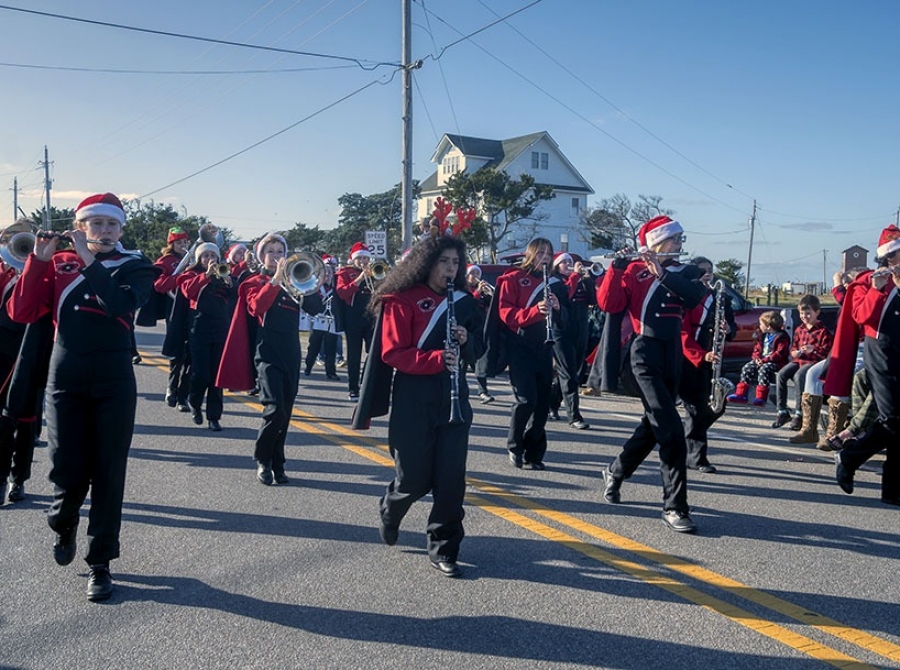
[216,274,305,390]
[497,267,568,348]
[352,284,485,429]
[681,287,736,369]
[177,269,236,343]
[596,259,705,341]
[334,265,373,333]
[8,249,158,355]
[789,320,833,366]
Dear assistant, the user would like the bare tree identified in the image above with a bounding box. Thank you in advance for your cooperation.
[580,194,673,250]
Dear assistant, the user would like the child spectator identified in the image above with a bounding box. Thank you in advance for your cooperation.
[772,295,833,429]
[726,310,790,406]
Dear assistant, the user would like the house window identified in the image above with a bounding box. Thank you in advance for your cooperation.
[443,155,460,175]
[532,151,548,169]
[571,197,580,216]
[540,152,548,170]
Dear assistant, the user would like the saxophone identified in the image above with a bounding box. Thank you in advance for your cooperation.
[709,279,735,414]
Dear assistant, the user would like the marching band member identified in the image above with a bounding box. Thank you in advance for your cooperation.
[465,264,494,404]
[177,242,234,431]
[155,227,192,411]
[217,233,301,486]
[495,237,568,470]
[549,252,591,430]
[302,256,340,380]
[832,225,900,506]
[679,256,735,474]
[8,193,159,601]
[596,216,706,533]
[353,234,485,578]
[334,242,375,402]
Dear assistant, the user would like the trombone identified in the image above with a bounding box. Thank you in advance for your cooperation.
[0,220,36,273]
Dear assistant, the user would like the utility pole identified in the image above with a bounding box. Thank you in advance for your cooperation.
[744,199,756,299]
[400,0,416,253]
[823,248,827,295]
[12,176,18,221]
[41,145,53,229]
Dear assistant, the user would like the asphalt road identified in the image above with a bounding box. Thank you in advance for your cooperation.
[1,324,898,670]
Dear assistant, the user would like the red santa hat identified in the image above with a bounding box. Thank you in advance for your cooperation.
[226,243,247,263]
[350,242,371,260]
[255,232,287,260]
[876,224,900,260]
[638,215,683,251]
[321,253,337,265]
[75,192,126,225]
[167,226,189,244]
[467,264,482,276]
[552,252,573,268]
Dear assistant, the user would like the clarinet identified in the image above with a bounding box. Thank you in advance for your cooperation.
[446,279,464,424]
[543,263,556,346]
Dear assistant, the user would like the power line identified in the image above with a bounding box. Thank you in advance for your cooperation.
[0,61,357,75]
[139,73,397,199]
[0,4,398,70]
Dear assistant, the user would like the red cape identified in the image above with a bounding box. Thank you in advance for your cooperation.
[822,270,871,397]
[215,275,266,391]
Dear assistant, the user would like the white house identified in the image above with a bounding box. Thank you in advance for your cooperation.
[417,131,595,260]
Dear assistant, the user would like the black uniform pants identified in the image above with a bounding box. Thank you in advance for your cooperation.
[305,329,337,375]
[679,360,723,468]
[551,330,583,423]
[254,358,299,473]
[189,336,224,421]
[609,335,690,513]
[381,373,470,562]
[506,340,553,463]
[840,336,899,499]
[168,351,191,403]
[0,414,37,485]
[45,348,136,565]
[345,324,373,395]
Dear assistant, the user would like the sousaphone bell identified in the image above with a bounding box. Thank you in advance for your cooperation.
[0,220,37,273]
[279,251,327,301]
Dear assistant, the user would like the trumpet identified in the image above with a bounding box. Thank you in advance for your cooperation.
[209,262,232,278]
[580,262,604,277]
[0,220,36,273]
[245,251,261,273]
[362,259,390,291]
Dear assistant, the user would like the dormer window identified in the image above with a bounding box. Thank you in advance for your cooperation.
[442,155,460,175]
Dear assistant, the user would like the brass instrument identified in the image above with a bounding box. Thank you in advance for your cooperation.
[173,223,223,276]
[0,220,36,273]
[580,262,604,278]
[477,280,495,296]
[277,251,326,302]
[542,263,555,347]
[245,251,261,273]
[446,279,464,424]
[213,262,231,278]
[709,279,735,414]
[362,259,390,291]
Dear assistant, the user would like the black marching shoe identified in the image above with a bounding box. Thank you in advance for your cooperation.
[695,464,718,474]
[548,408,560,421]
[523,460,546,471]
[835,452,854,494]
[177,403,191,413]
[348,391,360,402]
[326,374,341,381]
[165,392,177,408]
[602,466,622,504]
[86,564,113,602]
[379,520,399,546]
[508,451,524,469]
[569,419,590,430]
[257,461,274,486]
[191,408,203,425]
[273,471,290,485]
[53,526,78,566]
[430,560,463,578]
[7,482,25,502]
[662,509,698,534]
[302,368,311,377]
[208,420,222,432]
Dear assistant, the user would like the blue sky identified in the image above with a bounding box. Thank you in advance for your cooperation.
[1,0,898,285]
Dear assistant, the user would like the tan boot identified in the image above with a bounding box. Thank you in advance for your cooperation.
[789,393,823,444]
[817,397,851,450]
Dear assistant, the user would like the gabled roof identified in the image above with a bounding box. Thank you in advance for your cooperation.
[423,130,593,194]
